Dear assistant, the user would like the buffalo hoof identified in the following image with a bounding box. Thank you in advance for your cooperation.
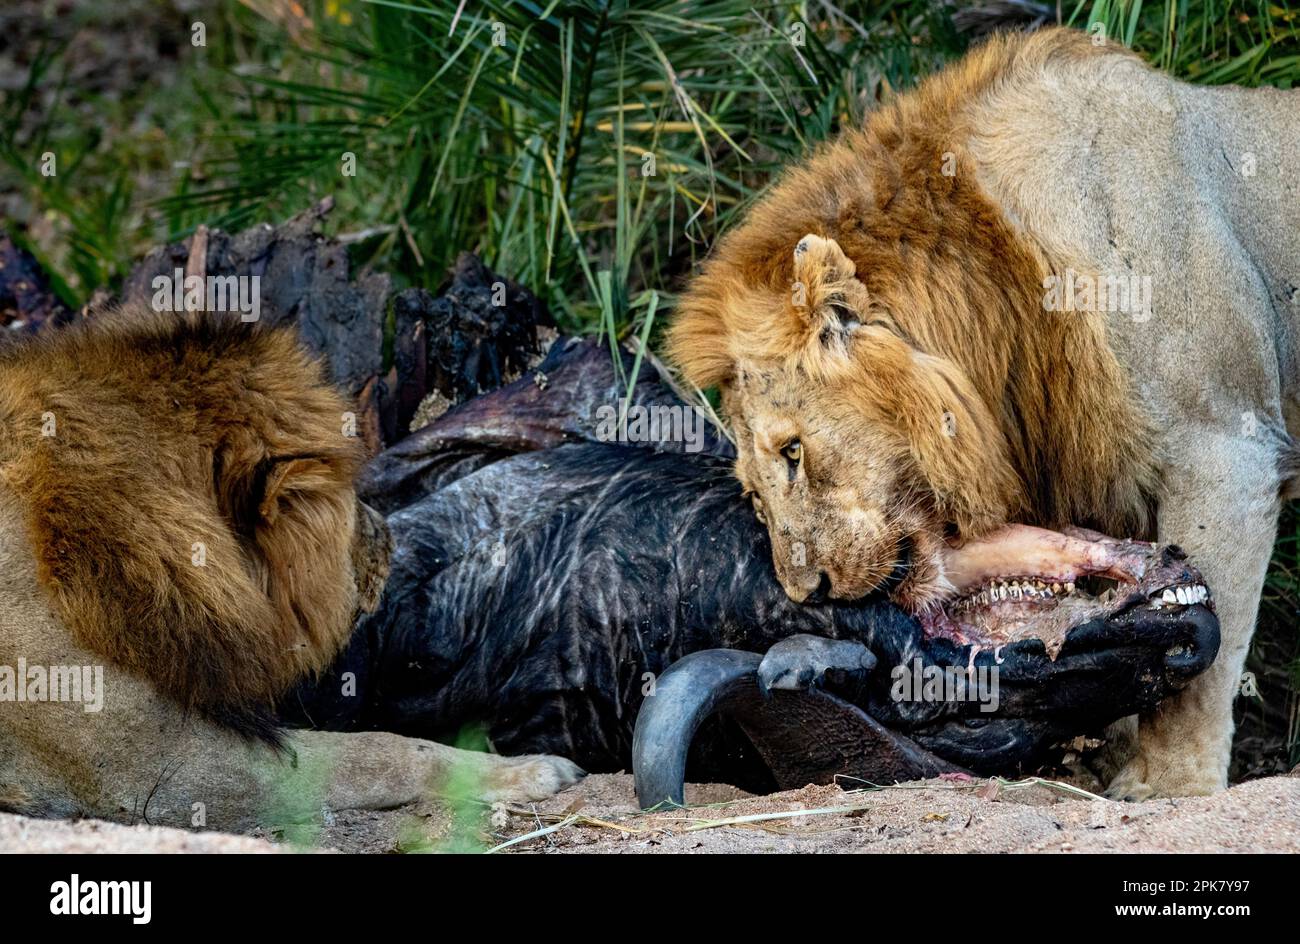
[757,634,876,697]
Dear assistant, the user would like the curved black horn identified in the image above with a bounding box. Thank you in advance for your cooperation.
[633,649,763,809]
[633,647,964,810]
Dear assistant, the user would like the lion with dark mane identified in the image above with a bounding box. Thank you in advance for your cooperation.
[0,304,581,831]
[668,27,1300,798]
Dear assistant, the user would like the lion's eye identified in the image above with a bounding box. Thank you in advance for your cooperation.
[782,439,802,464]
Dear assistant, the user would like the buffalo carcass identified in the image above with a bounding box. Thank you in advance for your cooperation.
[287,336,1218,803]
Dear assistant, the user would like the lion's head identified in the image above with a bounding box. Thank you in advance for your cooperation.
[673,232,1026,607]
[0,304,394,732]
[666,30,1162,611]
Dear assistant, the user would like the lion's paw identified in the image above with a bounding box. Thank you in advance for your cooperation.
[480,754,586,803]
[1103,764,1157,802]
[1104,754,1222,802]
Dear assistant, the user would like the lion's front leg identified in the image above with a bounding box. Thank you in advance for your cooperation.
[285,729,587,816]
[1105,430,1280,800]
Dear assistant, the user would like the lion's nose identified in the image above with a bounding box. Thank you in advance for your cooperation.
[804,572,831,605]
[783,569,831,605]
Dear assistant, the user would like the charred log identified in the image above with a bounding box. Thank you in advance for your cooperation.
[0,233,74,332]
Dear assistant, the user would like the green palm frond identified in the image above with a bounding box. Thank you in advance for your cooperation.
[1074,0,1300,84]
[169,0,966,330]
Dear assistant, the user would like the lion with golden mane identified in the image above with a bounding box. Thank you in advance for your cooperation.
[668,27,1300,799]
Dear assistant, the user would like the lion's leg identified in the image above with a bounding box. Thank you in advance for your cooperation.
[282,729,586,818]
[0,615,583,835]
[1105,430,1279,799]
[0,490,583,835]
[3,683,583,834]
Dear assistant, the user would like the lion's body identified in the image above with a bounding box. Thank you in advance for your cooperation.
[668,28,1300,797]
[0,306,580,831]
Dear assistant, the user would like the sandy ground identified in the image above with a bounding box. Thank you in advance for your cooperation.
[0,811,278,853]
[4,767,1297,853]
[473,770,1300,854]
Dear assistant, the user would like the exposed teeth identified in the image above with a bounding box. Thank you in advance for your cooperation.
[1156,584,1207,607]
[953,572,1210,618]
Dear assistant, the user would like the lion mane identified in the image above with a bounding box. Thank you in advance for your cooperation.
[0,304,369,730]
[667,28,1160,542]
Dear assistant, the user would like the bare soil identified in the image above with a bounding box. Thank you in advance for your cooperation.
[0,810,279,853]
[473,770,1300,854]
[6,769,1297,853]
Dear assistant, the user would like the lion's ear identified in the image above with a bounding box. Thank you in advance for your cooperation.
[256,456,340,524]
[793,233,855,282]
[243,450,358,599]
[788,234,876,356]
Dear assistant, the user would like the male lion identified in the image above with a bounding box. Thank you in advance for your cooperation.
[668,27,1300,799]
[0,304,582,832]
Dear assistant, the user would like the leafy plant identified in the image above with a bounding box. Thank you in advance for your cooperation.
[171,0,967,339]
[1073,0,1300,85]
[0,44,133,301]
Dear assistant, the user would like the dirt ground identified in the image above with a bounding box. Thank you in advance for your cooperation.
[0,810,279,853]
[448,770,1300,854]
[4,768,1298,853]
